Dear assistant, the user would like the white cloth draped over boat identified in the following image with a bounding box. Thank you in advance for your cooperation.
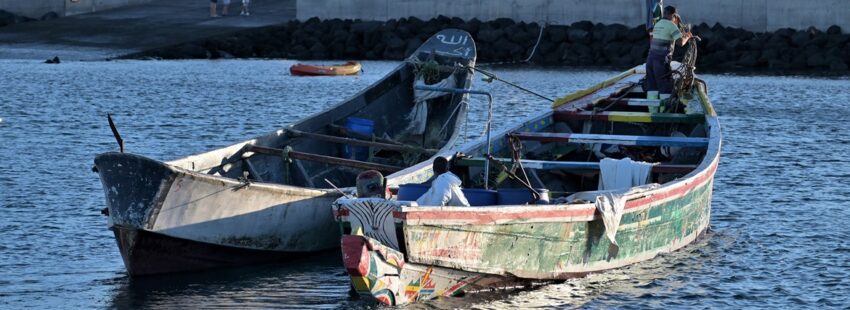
[415,172,470,207]
[405,74,457,135]
[567,158,659,246]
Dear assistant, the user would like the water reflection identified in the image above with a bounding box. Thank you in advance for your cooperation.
[107,253,355,309]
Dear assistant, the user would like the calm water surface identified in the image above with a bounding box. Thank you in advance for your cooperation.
[1,60,849,309]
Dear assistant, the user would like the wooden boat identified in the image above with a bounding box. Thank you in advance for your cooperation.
[290,61,362,76]
[333,63,721,305]
[93,29,477,276]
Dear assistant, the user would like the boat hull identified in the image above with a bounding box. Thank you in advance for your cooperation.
[112,226,316,276]
[290,61,362,76]
[334,65,722,305]
[95,152,342,276]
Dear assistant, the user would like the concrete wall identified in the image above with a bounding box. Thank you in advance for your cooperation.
[0,0,151,18]
[296,0,850,32]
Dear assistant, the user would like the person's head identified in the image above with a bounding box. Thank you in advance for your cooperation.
[356,170,385,198]
[433,156,449,175]
[663,6,678,21]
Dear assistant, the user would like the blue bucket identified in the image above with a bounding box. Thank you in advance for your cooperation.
[397,183,430,201]
[497,188,550,205]
[462,188,498,206]
[342,117,374,161]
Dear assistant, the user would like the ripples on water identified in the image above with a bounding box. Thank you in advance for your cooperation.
[0,60,848,309]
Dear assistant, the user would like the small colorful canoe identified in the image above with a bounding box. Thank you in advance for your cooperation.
[290,61,362,76]
[333,64,721,305]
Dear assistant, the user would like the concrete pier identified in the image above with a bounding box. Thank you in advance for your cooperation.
[0,0,295,60]
[296,0,850,33]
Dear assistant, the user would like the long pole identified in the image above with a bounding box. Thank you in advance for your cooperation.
[413,86,494,189]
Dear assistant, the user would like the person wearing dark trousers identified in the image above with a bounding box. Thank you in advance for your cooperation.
[645,6,692,106]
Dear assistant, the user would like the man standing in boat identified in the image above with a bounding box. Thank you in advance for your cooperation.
[645,6,693,102]
[416,157,470,207]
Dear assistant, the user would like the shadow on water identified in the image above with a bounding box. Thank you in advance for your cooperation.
[105,252,366,309]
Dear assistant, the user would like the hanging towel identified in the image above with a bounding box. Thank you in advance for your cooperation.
[406,74,457,135]
[598,157,657,191]
[566,184,659,247]
[595,157,657,245]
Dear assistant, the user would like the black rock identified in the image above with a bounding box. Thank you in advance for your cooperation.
[40,12,59,21]
[288,44,310,59]
[458,18,481,36]
[547,26,568,43]
[630,45,647,61]
[805,33,828,48]
[384,33,405,49]
[404,38,423,57]
[806,52,827,67]
[790,31,810,47]
[571,21,594,31]
[827,25,842,35]
[477,28,504,43]
[493,17,514,28]
[567,28,590,44]
[827,57,848,71]
[626,25,647,42]
[758,48,779,63]
[826,34,850,48]
[765,33,789,48]
[508,27,537,45]
[44,56,60,64]
[775,28,795,38]
[737,51,760,67]
[768,59,792,70]
[711,23,725,32]
[351,21,382,33]
[724,38,741,51]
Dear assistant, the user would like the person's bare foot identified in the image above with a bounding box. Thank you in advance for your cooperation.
[210,14,220,18]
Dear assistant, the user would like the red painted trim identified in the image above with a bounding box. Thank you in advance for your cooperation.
[395,157,719,223]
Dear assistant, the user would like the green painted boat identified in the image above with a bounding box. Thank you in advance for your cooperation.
[333,64,721,305]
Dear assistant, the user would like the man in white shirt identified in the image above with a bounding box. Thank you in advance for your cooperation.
[415,157,470,207]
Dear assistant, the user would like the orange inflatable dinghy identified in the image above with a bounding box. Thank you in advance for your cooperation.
[290,61,362,76]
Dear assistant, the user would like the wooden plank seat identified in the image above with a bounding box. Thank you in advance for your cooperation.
[243,145,403,173]
[594,98,662,107]
[510,132,709,148]
[554,111,705,124]
[455,157,697,174]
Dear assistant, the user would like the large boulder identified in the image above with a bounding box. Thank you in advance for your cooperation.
[827,57,848,72]
[567,28,591,44]
[826,25,842,35]
[40,12,59,21]
[477,27,504,43]
[790,30,810,47]
[547,25,569,43]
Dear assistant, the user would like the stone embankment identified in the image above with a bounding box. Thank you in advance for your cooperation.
[0,10,58,27]
[129,16,850,73]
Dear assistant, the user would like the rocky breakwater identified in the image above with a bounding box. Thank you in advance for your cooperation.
[129,16,850,74]
[0,10,59,27]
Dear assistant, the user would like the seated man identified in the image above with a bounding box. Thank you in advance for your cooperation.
[416,156,470,206]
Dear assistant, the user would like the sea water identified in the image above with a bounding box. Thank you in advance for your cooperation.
[1,60,849,309]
